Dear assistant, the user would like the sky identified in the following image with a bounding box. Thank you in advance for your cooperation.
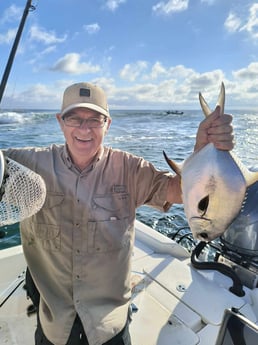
[0,0,258,110]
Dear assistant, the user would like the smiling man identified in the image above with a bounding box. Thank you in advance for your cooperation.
[3,82,234,345]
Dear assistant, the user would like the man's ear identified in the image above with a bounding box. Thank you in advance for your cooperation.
[56,113,64,129]
[104,118,112,135]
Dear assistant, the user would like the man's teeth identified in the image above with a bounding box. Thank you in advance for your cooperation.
[76,137,91,142]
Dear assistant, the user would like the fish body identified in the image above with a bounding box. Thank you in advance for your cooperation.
[164,83,258,241]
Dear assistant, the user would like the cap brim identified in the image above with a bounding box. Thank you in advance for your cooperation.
[61,103,110,117]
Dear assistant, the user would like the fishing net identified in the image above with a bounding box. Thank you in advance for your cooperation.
[0,152,46,226]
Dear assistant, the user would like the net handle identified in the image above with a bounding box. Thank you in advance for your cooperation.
[0,150,5,194]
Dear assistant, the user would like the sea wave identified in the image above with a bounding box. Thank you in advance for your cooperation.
[0,110,56,125]
[0,112,26,124]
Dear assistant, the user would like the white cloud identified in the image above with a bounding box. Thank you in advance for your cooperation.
[240,3,258,39]
[119,61,148,82]
[0,28,17,44]
[149,62,167,79]
[224,12,242,33]
[29,25,67,45]
[51,53,101,75]
[225,4,258,40]
[153,0,189,15]
[0,5,23,24]
[105,0,126,11]
[83,23,100,34]
[232,62,258,80]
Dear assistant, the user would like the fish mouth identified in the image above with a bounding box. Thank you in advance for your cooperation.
[189,217,213,241]
[191,216,211,222]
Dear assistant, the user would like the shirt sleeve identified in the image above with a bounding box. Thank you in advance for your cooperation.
[130,156,173,212]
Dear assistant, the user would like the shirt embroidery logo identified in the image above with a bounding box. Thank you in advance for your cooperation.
[112,185,126,193]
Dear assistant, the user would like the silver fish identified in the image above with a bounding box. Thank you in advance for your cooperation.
[164,83,258,242]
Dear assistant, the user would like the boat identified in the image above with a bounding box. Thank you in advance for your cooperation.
[166,110,184,115]
[1,1,258,344]
[1,209,258,344]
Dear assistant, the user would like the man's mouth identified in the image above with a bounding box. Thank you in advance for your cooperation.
[75,136,92,143]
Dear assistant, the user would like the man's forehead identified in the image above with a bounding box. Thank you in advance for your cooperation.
[65,108,100,117]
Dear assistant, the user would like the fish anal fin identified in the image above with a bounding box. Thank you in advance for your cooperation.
[163,151,181,176]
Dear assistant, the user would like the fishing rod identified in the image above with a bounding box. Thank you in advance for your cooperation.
[0,0,36,105]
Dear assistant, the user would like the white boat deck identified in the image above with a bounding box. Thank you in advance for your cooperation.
[1,220,258,344]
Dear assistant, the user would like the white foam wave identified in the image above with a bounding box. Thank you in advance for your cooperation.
[0,112,26,124]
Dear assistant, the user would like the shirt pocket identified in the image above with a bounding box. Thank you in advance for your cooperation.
[86,193,132,253]
[32,192,64,251]
[87,219,132,253]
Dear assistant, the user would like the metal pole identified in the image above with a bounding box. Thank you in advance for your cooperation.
[0,0,35,104]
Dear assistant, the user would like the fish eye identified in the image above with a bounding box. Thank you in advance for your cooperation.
[198,195,209,214]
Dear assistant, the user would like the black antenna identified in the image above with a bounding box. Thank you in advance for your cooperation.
[0,0,36,104]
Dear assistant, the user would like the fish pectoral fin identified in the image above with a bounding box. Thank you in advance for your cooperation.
[246,170,258,187]
[163,151,181,176]
[199,82,225,117]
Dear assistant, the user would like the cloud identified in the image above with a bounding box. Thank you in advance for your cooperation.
[83,23,100,34]
[232,62,258,80]
[240,3,258,39]
[149,62,167,79]
[119,61,148,82]
[0,5,23,24]
[225,4,258,40]
[152,0,189,15]
[29,25,67,45]
[51,53,101,75]
[0,28,17,44]
[224,12,242,33]
[105,0,126,11]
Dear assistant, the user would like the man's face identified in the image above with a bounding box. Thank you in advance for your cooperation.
[56,107,111,167]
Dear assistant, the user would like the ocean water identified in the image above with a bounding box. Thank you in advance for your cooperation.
[0,108,257,250]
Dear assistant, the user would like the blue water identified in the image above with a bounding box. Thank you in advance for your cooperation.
[0,108,257,250]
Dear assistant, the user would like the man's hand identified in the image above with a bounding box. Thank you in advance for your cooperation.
[194,105,234,152]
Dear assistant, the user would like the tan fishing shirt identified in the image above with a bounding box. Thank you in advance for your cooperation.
[5,145,172,345]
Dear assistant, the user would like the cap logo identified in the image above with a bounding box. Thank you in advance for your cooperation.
[79,88,90,97]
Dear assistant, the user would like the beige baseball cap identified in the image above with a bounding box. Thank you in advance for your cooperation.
[61,82,110,117]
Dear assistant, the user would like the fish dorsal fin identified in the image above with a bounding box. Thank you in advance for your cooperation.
[199,82,225,118]
[163,151,181,176]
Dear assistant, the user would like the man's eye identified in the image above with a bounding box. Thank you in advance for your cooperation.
[69,117,80,122]
[89,118,100,124]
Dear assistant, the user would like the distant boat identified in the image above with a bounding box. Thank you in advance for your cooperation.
[166,110,184,115]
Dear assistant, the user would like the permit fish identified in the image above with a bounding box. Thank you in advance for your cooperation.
[164,83,258,242]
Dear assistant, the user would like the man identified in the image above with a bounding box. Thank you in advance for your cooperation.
[4,82,233,345]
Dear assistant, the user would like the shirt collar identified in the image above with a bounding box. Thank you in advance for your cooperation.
[62,144,104,173]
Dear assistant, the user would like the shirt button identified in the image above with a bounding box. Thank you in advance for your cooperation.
[76,223,80,227]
